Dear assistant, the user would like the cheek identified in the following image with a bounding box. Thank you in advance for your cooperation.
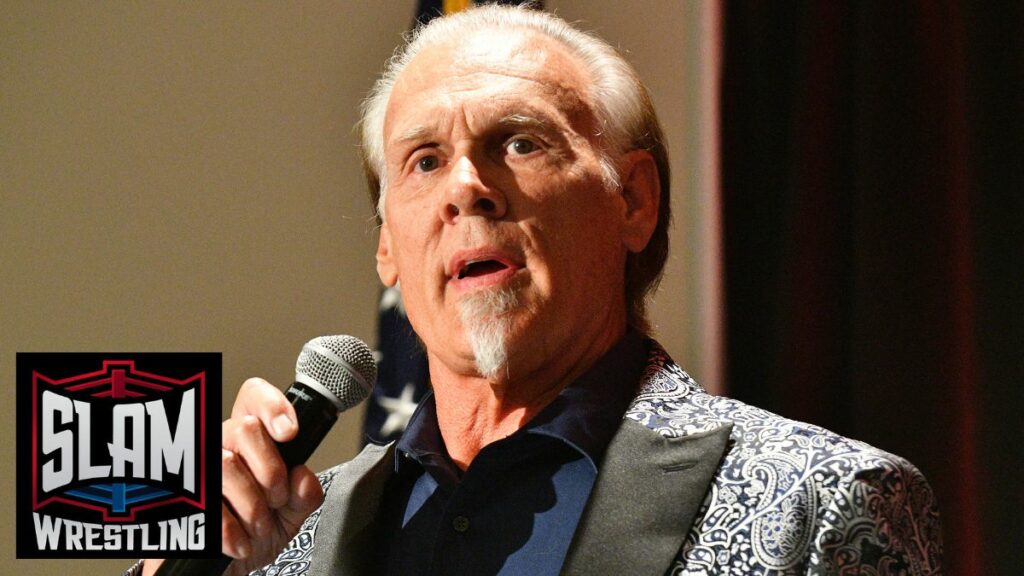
[386,194,437,254]
[387,220,444,302]
[553,195,622,253]
[391,231,427,281]
[557,210,626,286]
[531,219,621,304]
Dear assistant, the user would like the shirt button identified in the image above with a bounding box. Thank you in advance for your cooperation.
[452,515,470,533]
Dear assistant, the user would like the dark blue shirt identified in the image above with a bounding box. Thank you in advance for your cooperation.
[379,331,646,576]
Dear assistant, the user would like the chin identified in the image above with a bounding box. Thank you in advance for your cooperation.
[458,286,521,380]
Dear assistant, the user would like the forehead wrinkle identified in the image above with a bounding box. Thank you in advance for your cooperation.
[447,67,591,110]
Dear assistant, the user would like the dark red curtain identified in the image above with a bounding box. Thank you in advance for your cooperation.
[720,2,1023,574]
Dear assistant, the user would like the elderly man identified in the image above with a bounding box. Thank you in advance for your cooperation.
[140,5,940,576]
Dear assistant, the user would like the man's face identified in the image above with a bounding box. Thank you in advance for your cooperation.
[375,30,636,382]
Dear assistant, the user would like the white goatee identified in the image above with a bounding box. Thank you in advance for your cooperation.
[457,287,519,379]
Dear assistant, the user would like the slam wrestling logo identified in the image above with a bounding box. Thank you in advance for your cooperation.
[16,353,221,558]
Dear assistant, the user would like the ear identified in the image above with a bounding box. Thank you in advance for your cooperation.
[376,222,399,287]
[619,150,661,253]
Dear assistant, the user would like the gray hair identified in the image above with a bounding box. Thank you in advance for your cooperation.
[359,4,671,333]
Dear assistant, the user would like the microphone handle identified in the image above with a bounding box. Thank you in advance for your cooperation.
[278,382,341,468]
[154,383,340,576]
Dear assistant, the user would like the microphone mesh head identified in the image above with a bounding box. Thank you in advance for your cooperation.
[295,335,377,412]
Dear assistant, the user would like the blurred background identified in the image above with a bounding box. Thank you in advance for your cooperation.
[2,2,1019,575]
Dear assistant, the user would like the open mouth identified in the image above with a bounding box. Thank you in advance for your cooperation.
[458,259,510,279]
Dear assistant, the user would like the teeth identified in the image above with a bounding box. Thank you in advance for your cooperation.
[459,259,480,279]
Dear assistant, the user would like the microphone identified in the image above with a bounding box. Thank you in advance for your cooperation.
[154,335,377,576]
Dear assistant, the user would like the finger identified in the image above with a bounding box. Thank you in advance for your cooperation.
[221,500,251,560]
[139,559,164,576]
[222,448,274,545]
[223,416,290,509]
[231,377,298,443]
[275,465,325,533]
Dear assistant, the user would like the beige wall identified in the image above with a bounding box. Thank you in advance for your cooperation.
[0,2,717,572]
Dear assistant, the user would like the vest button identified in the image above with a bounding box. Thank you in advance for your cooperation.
[452,515,470,532]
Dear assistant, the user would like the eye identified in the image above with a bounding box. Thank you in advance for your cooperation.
[505,138,538,156]
[416,155,440,173]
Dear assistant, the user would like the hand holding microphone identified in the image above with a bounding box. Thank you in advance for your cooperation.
[147,335,377,576]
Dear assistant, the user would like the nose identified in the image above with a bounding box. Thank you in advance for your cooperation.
[440,155,507,223]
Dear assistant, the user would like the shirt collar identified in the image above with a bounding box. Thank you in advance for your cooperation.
[395,329,647,475]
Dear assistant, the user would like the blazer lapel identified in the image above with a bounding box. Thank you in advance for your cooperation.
[561,418,732,576]
[309,442,395,576]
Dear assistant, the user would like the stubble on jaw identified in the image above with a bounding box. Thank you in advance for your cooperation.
[457,287,520,380]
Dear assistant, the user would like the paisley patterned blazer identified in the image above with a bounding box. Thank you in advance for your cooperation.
[251,341,942,575]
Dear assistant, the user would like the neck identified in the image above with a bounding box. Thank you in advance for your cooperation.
[427,320,626,470]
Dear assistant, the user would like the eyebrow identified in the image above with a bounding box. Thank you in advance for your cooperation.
[393,125,435,146]
[497,113,549,131]
[391,112,555,147]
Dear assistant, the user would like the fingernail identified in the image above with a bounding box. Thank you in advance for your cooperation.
[272,414,294,438]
